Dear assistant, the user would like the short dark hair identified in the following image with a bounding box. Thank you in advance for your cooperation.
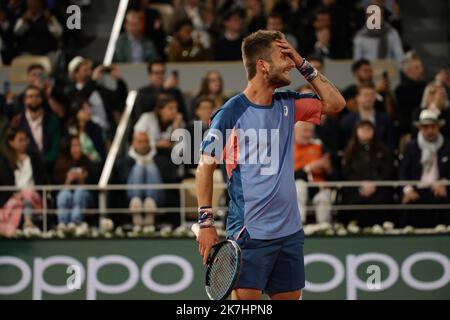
[267,12,283,21]
[241,30,284,80]
[352,59,371,73]
[357,83,375,95]
[147,58,165,74]
[223,6,245,22]
[24,84,42,97]
[174,18,193,33]
[27,63,45,74]
[194,96,215,110]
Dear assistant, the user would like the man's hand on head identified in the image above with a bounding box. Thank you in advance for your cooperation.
[275,39,303,67]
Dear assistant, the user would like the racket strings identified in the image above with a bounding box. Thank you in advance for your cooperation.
[207,243,239,300]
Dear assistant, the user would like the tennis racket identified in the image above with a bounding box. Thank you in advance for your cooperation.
[191,223,242,300]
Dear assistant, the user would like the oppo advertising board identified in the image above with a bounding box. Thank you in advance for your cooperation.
[0,236,449,300]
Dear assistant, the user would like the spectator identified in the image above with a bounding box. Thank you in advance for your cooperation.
[340,120,394,226]
[356,0,403,37]
[399,109,450,227]
[0,0,24,64]
[213,7,245,61]
[127,0,167,58]
[53,135,99,225]
[302,8,331,58]
[411,82,450,138]
[184,96,214,177]
[0,127,46,237]
[435,67,450,95]
[66,99,106,164]
[294,121,333,224]
[266,12,298,50]
[167,18,207,62]
[13,0,63,55]
[353,11,404,64]
[192,70,227,114]
[115,131,163,227]
[114,10,158,63]
[65,56,128,135]
[14,63,66,119]
[340,84,396,150]
[313,26,331,59]
[395,52,426,136]
[132,59,187,125]
[11,85,61,169]
[244,0,266,34]
[307,55,325,74]
[134,96,184,154]
[343,59,394,116]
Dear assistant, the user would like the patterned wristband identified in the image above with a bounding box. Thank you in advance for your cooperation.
[297,59,319,81]
[198,207,214,228]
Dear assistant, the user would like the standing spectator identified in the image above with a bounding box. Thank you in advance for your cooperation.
[294,121,333,224]
[192,70,227,114]
[353,12,404,64]
[132,59,187,124]
[66,99,106,164]
[395,52,426,136]
[114,10,158,63]
[12,85,61,169]
[340,120,394,226]
[13,0,63,55]
[65,56,128,135]
[114,131,163,227]
[167,18,207,62]
[0,127,46,237]
[399,110,450,227]
[213,7,245,61]
[53,135,99,225]
[244,0,266,34]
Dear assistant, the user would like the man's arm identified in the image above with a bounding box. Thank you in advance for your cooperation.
[276,39,346,115]
[195,154,219,264]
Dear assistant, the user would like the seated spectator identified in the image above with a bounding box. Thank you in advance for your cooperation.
[11,85,61,170]
[0,127,46,237]
[435,67,450,95]
[65,56,128,136]
[167,18,207,62]
[114,10,158,63]
[213,7,245,61]
[184,96,214,177]
[132,59,188,125]
[192,70,227,115]
[0,0,24,64]
[115,131,163,227]
[127,0,167,58]
[353,11,404,64]
[67,99,106,164]
[244,0,266,34]
[340,84,396,150]
[340,120,394,227]
[395,52,426,136]
[266,12,298,50]
[294,121,333,224]
[411,82,450,138]
[13,0,63,55]
[53,135,99,225]
[134,96,184,154]
[343,59,394,115]
[14,63,66,119]
[399,110,450,227]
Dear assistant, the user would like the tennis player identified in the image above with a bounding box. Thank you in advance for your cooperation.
[196,30,345,300]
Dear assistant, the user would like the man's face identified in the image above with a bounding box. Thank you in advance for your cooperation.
[266,17,283,32]
[420,124,440,142]
[313,13,330,30]
[133,132,151,155]
[355,64,373,83]
[27,67,45,89]
[126,15,142,38]
[24,88,43,111]
[224,14,243,33]
[356,87,376,110]
[265,42,295,88]
[75,62,92,83]
[149,63,165,87]
[406,59,424,81]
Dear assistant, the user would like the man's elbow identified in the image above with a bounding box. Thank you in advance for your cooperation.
[323,96,346,114]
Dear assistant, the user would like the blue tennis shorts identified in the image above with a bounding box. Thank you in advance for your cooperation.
[232,228,305,294]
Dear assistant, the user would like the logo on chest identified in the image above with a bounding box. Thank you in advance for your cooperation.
[283,105,288,117]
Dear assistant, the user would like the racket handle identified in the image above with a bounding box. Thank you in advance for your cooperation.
[191,223,200,237]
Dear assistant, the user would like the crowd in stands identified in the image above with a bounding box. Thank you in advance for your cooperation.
[0,0,449,237]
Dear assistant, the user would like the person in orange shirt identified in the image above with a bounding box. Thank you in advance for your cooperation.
[294,121,333,224]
